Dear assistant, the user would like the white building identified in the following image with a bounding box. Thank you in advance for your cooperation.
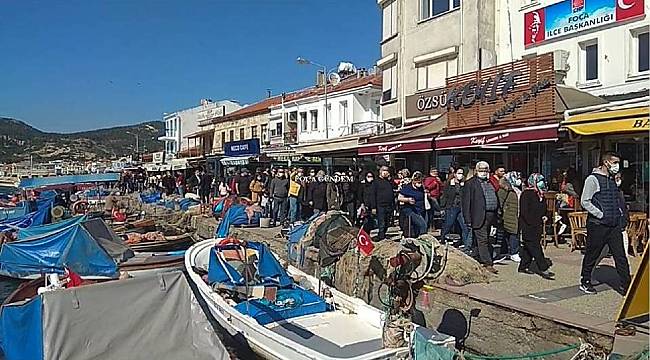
[497,0,649,99]
[159,99,241,158]
[268,73,382,147]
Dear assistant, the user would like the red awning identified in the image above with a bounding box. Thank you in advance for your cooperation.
[434,123,558,150]
[358,137,433,156]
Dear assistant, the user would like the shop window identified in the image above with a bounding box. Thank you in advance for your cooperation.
[310,110,318,131]
[420,0,460,21]
[382,63,398,103]
[382,1,398,40]
[300,112,308,131]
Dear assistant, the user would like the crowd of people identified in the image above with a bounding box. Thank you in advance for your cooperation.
[123,150,631,294]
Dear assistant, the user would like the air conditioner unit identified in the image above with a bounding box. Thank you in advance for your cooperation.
[553,50,570,72]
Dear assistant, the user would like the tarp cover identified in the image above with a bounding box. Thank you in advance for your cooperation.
[0,222,119,278]
[38,271,229,360]
[0,204,50,233]
[208,241,292,287]
[215,205,249,238]
[234,287,328,325]
[80,218,134,263]
[0,296,43,360]
[19,173,121,189]
[17,215,86,240]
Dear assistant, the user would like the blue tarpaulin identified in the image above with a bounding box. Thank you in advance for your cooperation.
[19,173,120,189]
[0,204,50,233]
[0,222,119,278]
[0,296,43,360]
[208,241,292,288]
[140,192,162,204]
[287,213,320,263]
[17,215,86,240]
[0,203,29,222]
[234,287,328,325]
[215,205,249,238]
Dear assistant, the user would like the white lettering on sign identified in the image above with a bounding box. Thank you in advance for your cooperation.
[469,133,510,145]
[377,144,403,153]
[230,144,250,152]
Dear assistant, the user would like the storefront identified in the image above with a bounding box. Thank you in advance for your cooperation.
[433,52,605,179]
[562,97,649,211]
[293,136,362,174]
[219,139,261,175]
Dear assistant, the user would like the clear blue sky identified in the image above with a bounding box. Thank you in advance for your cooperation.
[0,1,380,133]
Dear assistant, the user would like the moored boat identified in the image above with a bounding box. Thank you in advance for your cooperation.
[185,238,410,360]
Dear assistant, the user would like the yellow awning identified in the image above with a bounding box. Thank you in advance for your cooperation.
[563,106,649,135]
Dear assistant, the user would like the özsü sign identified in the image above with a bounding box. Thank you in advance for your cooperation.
[524,0,645,47]
[405,88,447,118]
[445,53,556,131]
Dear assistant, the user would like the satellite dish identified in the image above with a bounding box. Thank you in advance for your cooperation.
[329,73,341,86]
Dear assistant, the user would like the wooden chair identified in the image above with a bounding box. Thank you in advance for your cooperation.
[568,212,588,252]
[541,192,559,248]
[627,212,648,256]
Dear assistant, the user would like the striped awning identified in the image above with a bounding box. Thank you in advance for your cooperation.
[563,105,649,136]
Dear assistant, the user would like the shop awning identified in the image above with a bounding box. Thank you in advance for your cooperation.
[562,103,649,136]
[357,115,445,156]
[220,156,251,166]
[435,123,558,150]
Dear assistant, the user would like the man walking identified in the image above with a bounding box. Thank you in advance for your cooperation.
[371,166,395,241]
[579,152,630,295]
[288,168,303,223]
[269,168,289,227]
[463,161,499,274]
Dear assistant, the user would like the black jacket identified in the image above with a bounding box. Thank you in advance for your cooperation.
[440,181,463,209]
[370,178,394,210]
[462,177,498,229]
[519,189,547,241]
[359,181,374,208]
[307,181,328,212]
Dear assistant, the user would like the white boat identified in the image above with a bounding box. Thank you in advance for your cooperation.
[185,238,410,360]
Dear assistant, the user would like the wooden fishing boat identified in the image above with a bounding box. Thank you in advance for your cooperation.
[186,238,409,360]
[127,233,195,252]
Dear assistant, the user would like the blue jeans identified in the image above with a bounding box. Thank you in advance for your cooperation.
[441,206,471,248]
[506,232,519,256]
[402,209,428,238]
[289,197,300,223]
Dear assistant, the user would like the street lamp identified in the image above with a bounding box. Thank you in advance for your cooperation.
[296,56,329,140]
[125,131,139,160]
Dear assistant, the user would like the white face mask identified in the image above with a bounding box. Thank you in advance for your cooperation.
[455,173,464,181]
[607,162,620,175]
[616,179,622,187]
[515,179,522,187]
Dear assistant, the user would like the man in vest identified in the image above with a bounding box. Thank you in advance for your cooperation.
[579,151,630,295]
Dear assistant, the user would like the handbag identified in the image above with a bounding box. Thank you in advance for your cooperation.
[424,194,431,210]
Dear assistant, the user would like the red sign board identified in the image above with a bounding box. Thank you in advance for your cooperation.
[435,124,558,150]
[358,139,432,156]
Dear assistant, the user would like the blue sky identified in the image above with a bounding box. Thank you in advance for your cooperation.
[0,1,380,132]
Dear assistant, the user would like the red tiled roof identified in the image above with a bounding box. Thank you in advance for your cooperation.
[211,73,381,125]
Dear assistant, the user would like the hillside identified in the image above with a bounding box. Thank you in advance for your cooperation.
[0,118,164,163]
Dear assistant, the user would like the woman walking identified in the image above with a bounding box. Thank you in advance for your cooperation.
[497,172,522,262]
[519,173,554,279]
[440,167,471,251]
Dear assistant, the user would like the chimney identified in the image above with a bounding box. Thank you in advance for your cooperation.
[316,70,325,87]
[266,89,272,98]
[357,68,367,78]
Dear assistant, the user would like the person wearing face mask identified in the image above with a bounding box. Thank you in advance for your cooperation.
[397,171,427,238]
[269,168,290,227]
[288,168,304,223]
[497,172,522,262]
[341,169,358,224]
[519,173,554,279]
[579,152,630,295]
[371,166,396,241]
[307,170,328,215]
[424,168,443,231]
[440,168,471,250]
[462,161,499,274]
[249,173,265,204]
[359,171,376,231]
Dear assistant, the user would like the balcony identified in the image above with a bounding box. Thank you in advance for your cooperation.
[350,121,387,136]
[268,131,297,146]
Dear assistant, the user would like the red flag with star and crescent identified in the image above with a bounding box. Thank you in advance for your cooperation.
[616,0,644,21]
[357,228,374,256]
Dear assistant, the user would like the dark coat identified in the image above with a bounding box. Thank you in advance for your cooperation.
[359,181,374,208]
[308,181,328,212]
[462,177,495,229]
[370,178,395,210]
[498,187,519,234]
[519,189,547,241]
[440,181,463,210]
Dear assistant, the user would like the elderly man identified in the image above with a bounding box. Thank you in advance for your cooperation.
[462,161,499,274]
[371,166,395,241]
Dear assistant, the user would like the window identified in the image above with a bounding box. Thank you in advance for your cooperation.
[420,0,460,21]
[382,1,398,40]
[289,111,298,123]
[339,101,348,125]
[382,63,398,103]
[310,110,318,130]
[251,126,258,138]
[221,131,226,150]
[229,130,234,142]
[585,43,598,81]
[417,58,457,90]
[637,31,649,72]
[300,112,308,131]
[239,128,245,140]
[276,122,283,136]
[261,124,268,141]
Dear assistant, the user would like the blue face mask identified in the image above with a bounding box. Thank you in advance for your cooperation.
[537,181,547,192]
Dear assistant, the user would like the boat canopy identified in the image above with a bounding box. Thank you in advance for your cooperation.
[207,241,292,288]
[17,215,87,240]
[0,218,133,278]
[19,173,120,189]
[0,199,53,233]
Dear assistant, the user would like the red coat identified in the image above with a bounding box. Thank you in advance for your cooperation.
[489,175,500,191]
[424,176,442,198]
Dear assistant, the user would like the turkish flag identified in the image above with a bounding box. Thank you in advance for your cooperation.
[616,0,645,21]
[65,267,83,288]
[357,228,374,256]
[524,9,545,47]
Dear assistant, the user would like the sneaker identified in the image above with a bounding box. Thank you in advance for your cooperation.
[510,254,521,263]
[580,283,597,295]
[493,255,509,264]
[554,215,562,224]
[558,223,567,235]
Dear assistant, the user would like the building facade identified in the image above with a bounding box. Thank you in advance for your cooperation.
[377,0,498,126]
[158,99,241,158]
